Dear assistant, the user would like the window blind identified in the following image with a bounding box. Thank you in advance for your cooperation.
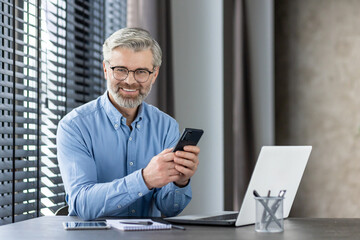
[0,0,126,225]
[0,0,41,225]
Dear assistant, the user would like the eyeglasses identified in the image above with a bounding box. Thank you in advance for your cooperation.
[108,64,154,83]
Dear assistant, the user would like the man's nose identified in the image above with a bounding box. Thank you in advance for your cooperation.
[123,71,137,84]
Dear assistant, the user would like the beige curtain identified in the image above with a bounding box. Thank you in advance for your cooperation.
[127,0,174,116]
[223,0,255,211]
[224,0,275,211]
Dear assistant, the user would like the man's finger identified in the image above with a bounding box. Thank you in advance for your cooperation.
[168,175,181,183]
[168,168,181,176]
[159,148,173,155]
[174,157,196,169]
[160,152,176,162]
[183,145,200,154]
[175,164,193,177]
[174,151,196,161]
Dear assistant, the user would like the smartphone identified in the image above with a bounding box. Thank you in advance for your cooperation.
[63,221,111,230]
[173,128,204,152]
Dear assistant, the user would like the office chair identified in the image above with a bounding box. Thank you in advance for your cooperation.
[55,205,69,216]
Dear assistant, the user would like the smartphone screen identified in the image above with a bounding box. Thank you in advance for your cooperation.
[173,128,204,152]
[63,221,110,230]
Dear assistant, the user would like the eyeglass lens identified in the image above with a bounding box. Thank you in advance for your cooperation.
[113,67,150,83]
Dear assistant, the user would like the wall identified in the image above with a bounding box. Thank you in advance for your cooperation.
[171,0,224,215]
[275,0,360,217]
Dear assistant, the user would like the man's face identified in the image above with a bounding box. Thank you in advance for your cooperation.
[103,47,158,109]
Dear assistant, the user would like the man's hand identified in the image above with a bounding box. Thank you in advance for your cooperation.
[173,145,200,187]
[142,146,200,189]
[142,148,180,189]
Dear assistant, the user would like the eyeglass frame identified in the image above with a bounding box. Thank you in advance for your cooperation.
[106,62,156,83]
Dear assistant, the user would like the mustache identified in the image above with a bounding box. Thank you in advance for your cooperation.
[114,82,139,91]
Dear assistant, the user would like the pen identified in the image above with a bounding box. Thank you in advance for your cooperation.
[171,224,186,230]
[261,190,271,223]
[120,221,153,225]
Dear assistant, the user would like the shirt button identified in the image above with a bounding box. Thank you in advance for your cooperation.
[129,162,134,166]
[137,124,141,129]
[138,192,143,197]
[174,204,179,207]
[175,190,180,194]
[129,137,132,141]
[117,205,122,209]
[114,123,119,128]
[131,209,136,213]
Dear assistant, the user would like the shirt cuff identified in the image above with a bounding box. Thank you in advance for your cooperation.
[125,169,151,200]
[167,181,192,197]
[167,181,192,213]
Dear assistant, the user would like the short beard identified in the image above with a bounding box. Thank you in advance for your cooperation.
[107,80,152,109]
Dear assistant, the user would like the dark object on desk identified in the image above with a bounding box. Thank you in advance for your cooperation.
[171,224,186,230]
[120,221,153,225]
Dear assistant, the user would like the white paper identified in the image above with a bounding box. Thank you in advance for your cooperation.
[106,219,172,231]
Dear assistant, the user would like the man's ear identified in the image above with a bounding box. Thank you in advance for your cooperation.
[151,67,160,84]
[103,61,107,80]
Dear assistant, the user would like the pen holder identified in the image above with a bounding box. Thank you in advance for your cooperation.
[254,196,284,232]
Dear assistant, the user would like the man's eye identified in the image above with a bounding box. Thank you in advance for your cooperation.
[136,70,148,74]
[115,68,128,73]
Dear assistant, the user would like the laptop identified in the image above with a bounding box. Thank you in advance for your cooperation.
[165,146,312,226]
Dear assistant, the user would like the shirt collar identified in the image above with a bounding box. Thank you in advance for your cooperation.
[134,103,144,123]
[101,91,144,129]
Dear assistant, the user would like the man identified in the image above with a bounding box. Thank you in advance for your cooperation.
[57,28,200,220]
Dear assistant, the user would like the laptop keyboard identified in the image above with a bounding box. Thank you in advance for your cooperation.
[198,213,239,221]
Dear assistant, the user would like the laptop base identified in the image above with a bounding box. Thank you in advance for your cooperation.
[165,212,238,226]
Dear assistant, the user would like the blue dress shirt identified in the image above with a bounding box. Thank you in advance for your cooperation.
[57,92,192,220]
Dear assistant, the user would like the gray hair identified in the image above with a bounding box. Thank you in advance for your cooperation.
[103,27,162,67]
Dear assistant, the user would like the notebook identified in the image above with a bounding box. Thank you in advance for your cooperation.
[106,219,171,231]
[165,146,312,226]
